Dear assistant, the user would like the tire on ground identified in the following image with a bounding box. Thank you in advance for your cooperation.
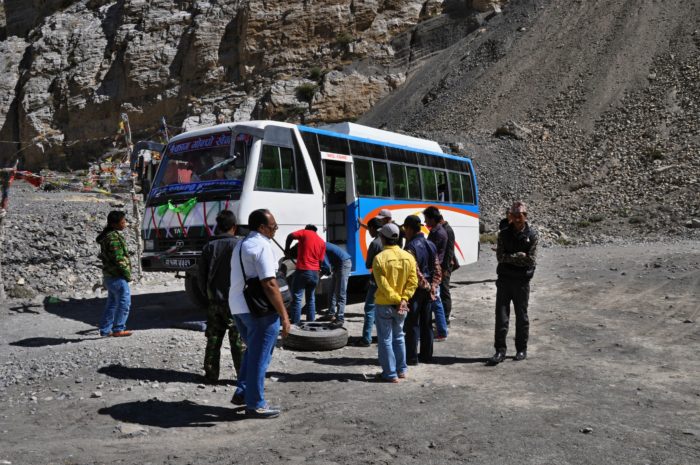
[184,273,208,311]
[283,322,348,351]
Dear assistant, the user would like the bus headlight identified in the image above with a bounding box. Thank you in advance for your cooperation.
[144,240,155,251]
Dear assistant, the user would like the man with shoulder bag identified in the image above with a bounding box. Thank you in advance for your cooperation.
[229,209,291,419]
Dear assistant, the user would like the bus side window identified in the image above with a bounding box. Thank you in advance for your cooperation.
[256,145,296,191]
[448,171,464,203]
[280,147,296,190]
[391,164,407,198]
[354,158,374,196]
[436,170,448,202]
[406,166,421,199]
[421,168,438,200]
[373,161,390,197]
[462,173,475,204]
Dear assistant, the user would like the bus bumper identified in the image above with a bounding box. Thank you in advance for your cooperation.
[141,251,199,272]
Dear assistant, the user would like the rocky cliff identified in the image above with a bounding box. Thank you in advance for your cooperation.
[0,0,496,169]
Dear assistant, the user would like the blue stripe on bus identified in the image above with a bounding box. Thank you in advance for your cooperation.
[297,125,470,163]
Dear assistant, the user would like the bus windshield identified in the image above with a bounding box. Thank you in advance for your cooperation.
[153,132,253,191]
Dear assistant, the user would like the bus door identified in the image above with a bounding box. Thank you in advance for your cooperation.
[320,152,354,255]
[323,159,349,244]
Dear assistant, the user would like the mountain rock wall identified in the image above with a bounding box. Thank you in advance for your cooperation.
[0,0,497,169]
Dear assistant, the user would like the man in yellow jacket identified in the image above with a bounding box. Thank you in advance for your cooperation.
[372,223,418,383]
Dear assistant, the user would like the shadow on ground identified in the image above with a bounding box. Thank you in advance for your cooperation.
[295,356,377,366]
[10,337,101,347]
[267,371,367,382]
[98,400,246,427]
[98,364,204,384]
[41,291,203,332]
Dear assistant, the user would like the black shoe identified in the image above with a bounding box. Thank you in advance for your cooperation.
[514,351,527,361]
[230,393,245,405]
[486,352,506,366]
[245,407,281,419]
[353,338,371,347]
[317,314,335,322]
[328,320,344,329]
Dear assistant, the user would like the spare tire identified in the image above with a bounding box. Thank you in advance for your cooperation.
[283,322,348,351]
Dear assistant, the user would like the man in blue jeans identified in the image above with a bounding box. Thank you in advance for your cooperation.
[285,224,326,324]
[229,209,291,419]
[372,223,418,382]
[96,211,133,338]
[320,242,352,328]
[355,217,384,347]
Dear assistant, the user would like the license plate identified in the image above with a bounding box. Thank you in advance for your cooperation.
[163,258,194,268]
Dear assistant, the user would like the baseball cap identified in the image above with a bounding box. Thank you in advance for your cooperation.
[403,215,422,230]
[376,209,392,220]
[380,223,400,239]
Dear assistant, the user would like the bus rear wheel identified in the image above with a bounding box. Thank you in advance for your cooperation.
[184,273,208,311]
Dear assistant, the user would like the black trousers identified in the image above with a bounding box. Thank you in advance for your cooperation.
[405,289,433,364]
[494,278,530,354]
[441,273,452,324]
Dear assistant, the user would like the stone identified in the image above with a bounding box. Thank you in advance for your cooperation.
[115,423,149,437]
[494,121,532,140]
[90,391,103,398]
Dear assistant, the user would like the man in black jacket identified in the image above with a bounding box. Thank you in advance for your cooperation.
[487,201,538,365]
[198,210,244,383]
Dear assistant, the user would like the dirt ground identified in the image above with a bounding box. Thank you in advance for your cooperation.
[1,241,699,465]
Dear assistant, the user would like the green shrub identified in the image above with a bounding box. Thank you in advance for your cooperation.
[644,147,665,161]
[309,67,324,81]
[577,220,591,228]
[336,32,354,47]
[589,214,605,223]
[295,83,318,103]
[480,233,498,244]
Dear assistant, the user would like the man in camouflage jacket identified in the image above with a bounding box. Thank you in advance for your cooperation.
[97,211,133,337]
[197,210,244,383]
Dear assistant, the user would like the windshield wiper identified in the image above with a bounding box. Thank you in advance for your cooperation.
[197,155,237,179]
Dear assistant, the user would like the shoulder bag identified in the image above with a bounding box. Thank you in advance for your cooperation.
[239,241,291,318]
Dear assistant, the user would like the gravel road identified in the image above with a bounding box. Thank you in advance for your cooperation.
[1,240,698,465]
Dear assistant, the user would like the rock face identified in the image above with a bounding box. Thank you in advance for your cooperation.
[0,0,492,169]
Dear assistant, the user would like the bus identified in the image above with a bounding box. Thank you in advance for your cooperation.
[138,120,479,306]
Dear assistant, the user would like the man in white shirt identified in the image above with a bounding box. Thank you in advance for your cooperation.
[229,209,291,419]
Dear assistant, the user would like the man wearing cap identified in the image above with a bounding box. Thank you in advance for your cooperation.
[372,223,418,382]
[376,208,404,247]
[402,215,442,365]
[355,217,384,347]
[487,201,538,366]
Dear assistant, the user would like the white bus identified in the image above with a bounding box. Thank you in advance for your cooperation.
[138,120,479,305]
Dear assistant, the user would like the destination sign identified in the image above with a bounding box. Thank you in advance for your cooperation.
[169,133,231,154]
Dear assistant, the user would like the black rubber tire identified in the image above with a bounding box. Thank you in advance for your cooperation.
[184,273,208,310]
[283,322,348,351]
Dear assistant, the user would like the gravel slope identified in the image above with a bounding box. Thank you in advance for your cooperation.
[362,0,700,242]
